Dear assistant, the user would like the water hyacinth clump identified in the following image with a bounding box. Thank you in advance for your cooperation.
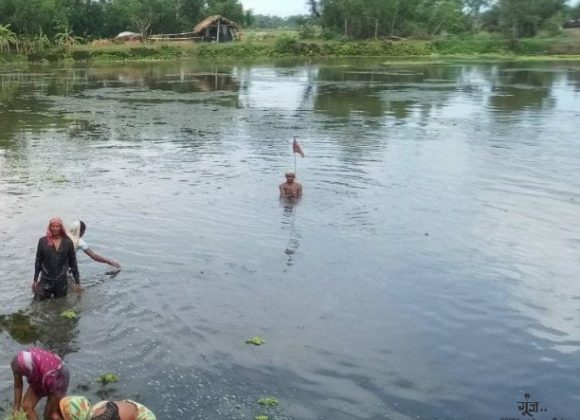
[98,373,119,385]
[257,397,279,407]
[61,309,77,320]
[246,336,266,346]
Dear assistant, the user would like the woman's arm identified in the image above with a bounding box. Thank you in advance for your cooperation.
[84,249,121,269]
[33,239,43,293]
[11,357,23,412]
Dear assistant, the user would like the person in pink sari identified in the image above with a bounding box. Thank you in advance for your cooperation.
[11,348,70,419]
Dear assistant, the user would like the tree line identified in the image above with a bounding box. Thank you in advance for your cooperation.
[0,0,250,39]
[308,0,579,39]
[0,0,579,50]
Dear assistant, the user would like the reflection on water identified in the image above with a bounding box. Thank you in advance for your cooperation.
[281,198,302,267]
[1,58,580,419]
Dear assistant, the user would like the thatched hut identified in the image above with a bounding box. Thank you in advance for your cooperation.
[113,31,142,43]
[192,15,239,42]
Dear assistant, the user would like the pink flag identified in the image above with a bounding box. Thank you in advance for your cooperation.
[292,137,305,158]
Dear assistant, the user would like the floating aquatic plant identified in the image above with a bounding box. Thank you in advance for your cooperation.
[60,310,77,320]
[257,397,278,407]
[98,373,119,385]
[254,416,268,420]
[246,336,265,346]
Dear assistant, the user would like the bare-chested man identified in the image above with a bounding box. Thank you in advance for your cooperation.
[279,172,302,199]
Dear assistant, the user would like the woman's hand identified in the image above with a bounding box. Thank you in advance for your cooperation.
[31,281,37,294]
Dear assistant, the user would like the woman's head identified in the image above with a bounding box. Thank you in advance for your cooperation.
[90,401,120,420]
[56,396,92,420]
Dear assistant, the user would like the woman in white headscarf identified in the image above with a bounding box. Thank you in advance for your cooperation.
[68,221,121,269]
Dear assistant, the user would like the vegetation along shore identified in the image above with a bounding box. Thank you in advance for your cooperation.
[0,0,579,62]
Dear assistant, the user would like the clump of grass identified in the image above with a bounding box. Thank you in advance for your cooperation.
[257,397,279,407]
[98,373,119,385]
[246,336,266,346]
[60,310,77,320]
[4,410,27,420]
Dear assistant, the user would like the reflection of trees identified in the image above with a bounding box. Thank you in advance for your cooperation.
[566,68,580,91]
[488,66,558,112]
[313,64,460,119]
[0,74,71,148]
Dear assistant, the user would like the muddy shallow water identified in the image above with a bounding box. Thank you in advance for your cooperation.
[0,58,579,419]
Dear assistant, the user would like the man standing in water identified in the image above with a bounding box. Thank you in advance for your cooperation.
[279,172,303,199]
[33,217,80,300]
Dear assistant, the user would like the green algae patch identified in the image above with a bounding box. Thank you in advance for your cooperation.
[0,311,41,344]
[60,309,78,320]
[98,373,119,385]
[254,416,269,420]
[246,336,266,346]
[257,397,279,407]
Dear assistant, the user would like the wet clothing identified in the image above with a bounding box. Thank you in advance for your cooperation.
[15,348,69,398]
[34,235,79,300]
[78,238,89,251]
[125,400,156,420]
[91,400,156,420]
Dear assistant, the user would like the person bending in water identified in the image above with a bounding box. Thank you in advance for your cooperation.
[11,348,70,420]
[68,221,121,269]
[54,397,156,420]
[279,172,302,199]
[33,217,80,300]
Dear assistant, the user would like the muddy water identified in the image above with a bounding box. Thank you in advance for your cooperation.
[0,59,579,420]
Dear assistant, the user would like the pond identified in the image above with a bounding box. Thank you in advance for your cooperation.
[0,58,579,420]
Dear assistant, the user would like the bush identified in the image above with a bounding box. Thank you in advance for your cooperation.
[273,35,302,55]
[298,24,316,40]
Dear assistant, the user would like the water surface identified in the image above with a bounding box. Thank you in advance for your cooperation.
[1,58,579,420]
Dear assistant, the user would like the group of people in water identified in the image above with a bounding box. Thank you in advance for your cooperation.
[11,347,154,420]
[12,170,303,419]
[10,218,152,419]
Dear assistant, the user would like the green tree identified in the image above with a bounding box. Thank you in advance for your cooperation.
[205,0,244,24]
[497,0,566,38]
[0,23,18,53]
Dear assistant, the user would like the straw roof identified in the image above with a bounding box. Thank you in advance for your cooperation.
[193,15,240,34]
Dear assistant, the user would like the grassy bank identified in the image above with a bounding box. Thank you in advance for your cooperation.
[2,32,580,63]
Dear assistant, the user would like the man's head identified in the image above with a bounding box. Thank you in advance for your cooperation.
[49,217,65,238]
[285,172,296,184]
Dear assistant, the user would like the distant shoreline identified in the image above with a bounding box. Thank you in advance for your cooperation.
[1,36,580,64]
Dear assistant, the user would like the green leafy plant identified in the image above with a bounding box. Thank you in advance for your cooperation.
[257,397,279,407]
[246,336,265,346]
[60,309,77,320]
[98,373,119,385]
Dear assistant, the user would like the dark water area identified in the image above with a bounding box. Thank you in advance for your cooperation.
[0,58,579,420]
